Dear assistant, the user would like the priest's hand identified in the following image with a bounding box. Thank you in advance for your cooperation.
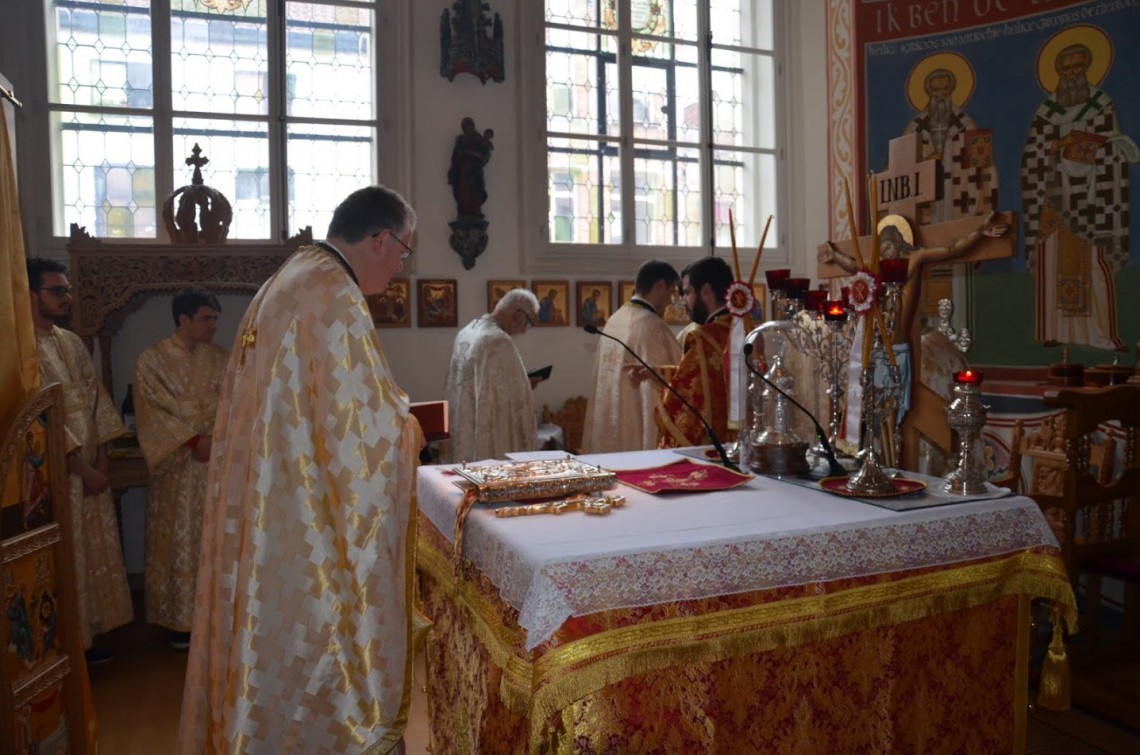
[624,364,651,387]
[68,451,110,495]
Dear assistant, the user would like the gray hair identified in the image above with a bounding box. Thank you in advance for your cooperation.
[493,288,539,317]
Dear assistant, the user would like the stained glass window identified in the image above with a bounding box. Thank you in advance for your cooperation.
[48,0,386,239]
[542,0,779,254]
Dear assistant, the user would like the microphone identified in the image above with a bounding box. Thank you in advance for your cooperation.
[742,342,846,478]
[584,324,740,472]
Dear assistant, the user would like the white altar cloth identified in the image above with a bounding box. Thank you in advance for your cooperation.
[417,449,1059,650]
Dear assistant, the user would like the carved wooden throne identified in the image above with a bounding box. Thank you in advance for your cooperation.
[65,223,312,394]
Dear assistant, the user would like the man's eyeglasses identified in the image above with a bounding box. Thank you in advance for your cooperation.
[39,286,72,297]
[374,229,415,260]
[520,309,536,329]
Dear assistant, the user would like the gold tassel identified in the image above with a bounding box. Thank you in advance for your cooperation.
[1036,604,1071,711]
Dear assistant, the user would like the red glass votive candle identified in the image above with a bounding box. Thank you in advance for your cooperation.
[880,257,909,284]
[823,300,847,322]
[804,289,827,313]
[954,369,984,384]
[784,277,810,300]
[765,268,791,292]
[840,286,851,308]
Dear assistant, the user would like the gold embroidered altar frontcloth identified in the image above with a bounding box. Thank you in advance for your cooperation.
[418,449,1069,651]
[417,513,1075,753]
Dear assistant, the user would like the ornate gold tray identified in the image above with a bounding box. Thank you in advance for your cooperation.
[451,458,617,503]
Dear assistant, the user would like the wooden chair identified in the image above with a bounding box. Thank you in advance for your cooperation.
[1039,384,1140,729]
[552,396,588,455]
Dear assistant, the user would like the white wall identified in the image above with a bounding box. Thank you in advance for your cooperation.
[378,0,831,414]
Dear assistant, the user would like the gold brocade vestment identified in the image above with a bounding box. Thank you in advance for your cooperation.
[35,325,133,647]
[176,247,421,755]
[655,313,731,448]
[133,334,228,631]
[442,314,537,463]
[582,299,682,453]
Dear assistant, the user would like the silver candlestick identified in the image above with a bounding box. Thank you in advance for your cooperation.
[943,375,988,495]
[845,327,900,495]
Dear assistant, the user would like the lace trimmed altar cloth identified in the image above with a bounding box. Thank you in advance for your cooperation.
[417,449,1059,650]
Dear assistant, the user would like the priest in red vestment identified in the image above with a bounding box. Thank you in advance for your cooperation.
[652,256,734,448]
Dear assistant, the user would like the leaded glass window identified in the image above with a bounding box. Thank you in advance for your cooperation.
[540,0,779,256]
[48,0,387,239]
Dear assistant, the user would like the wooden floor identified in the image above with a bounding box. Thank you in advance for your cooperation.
[88,600,430,754]
[89,601,1138,754]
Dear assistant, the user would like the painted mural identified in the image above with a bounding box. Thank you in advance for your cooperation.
[828,0,1140,359]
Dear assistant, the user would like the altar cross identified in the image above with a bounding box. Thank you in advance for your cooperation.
[874,133,937,221]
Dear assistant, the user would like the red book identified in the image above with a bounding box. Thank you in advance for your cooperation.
[410,400,449,442]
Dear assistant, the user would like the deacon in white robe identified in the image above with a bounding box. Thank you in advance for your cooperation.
[133,287,228,638]
[26,257,134,650]
[177,186,423,755]
[582,260,682,453]
[443,289,539,462]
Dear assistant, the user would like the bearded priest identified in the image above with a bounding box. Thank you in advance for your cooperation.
[652,256,734,448]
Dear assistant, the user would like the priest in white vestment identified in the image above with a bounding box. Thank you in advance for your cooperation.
[133,287,228,646]
[176,186,423,755]
[442,289,539,462]
[582,259,682,453]
[26,257,134,657]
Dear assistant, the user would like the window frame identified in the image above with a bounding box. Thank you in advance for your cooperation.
[519,0,792,275]
[11,0,412,250]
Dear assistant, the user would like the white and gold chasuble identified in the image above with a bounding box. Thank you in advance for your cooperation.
[133,334,228,631]
[442,314,537,462]
[176,247,421,755]
[581,299,682,453]
[35,326,133,647]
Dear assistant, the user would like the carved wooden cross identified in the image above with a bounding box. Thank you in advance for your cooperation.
[815,137,1017,471]
[874,133,937,221]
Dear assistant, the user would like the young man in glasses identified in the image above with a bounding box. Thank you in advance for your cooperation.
[26,256,134,665]
[442,288,540,463]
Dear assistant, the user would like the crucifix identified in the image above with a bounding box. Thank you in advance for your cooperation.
[817,133,1016,471]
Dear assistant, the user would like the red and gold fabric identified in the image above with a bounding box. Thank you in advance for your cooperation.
[417,517,1075,754]
[655,313,731,448]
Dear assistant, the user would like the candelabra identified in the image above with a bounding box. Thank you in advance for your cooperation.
[823,304,856,455]
[844,328,900,495]
[875,268,906,467]
[943,371,988,495]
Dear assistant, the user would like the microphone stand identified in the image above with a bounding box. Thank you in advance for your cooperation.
[584,325,740,472]
[742,342,846,478]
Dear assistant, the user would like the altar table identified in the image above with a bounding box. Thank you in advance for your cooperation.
[416,450,1076,754]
